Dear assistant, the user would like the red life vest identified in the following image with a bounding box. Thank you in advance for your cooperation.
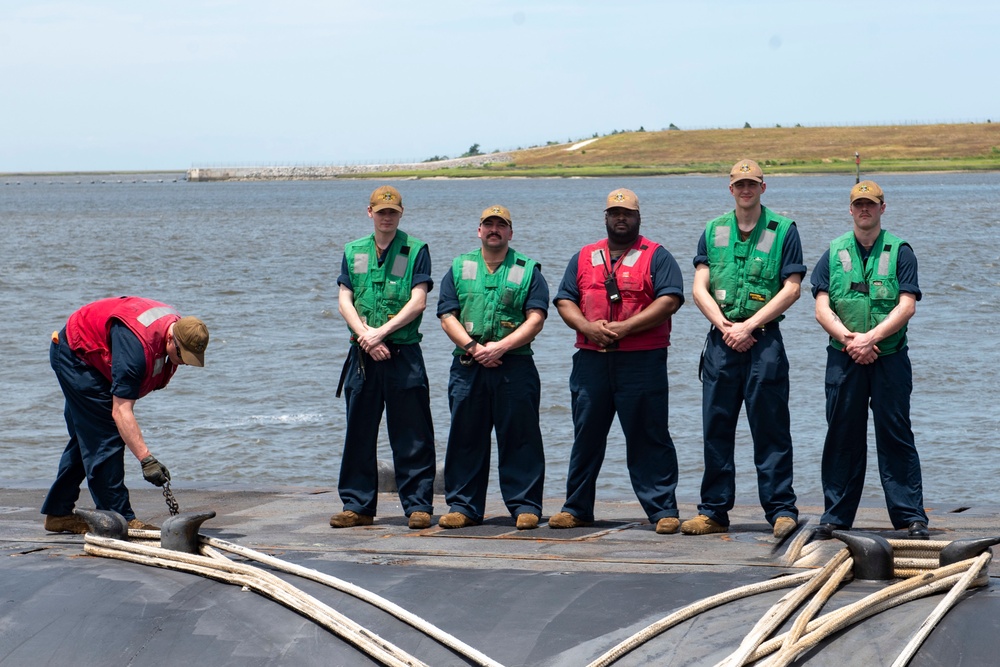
[66,297,180,398]
[575,236,672,352]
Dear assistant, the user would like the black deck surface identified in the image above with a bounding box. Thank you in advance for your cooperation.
[2,485,997,666]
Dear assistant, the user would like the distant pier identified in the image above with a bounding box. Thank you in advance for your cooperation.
[187,153,512,182]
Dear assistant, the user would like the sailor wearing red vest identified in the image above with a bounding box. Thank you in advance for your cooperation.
[41,297,209,533]
[549,188,685,534]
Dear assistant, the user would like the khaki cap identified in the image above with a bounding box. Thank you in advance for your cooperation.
[369,185,403,212]
[605,188,639,212]
[730,159,764,184]
[173,316,209,367]
[480,205,512,226]
[850,180,884,204]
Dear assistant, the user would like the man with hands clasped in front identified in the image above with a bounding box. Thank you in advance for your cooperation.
[811,180,929,541]
[436,205,548,530]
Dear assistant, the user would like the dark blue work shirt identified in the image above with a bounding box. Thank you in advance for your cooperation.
[810,237,920,300]
[554,245,685,306]
[337,240,433,293]
[109,322,145,400]
[436,257,550,318]
[694,223,807,282]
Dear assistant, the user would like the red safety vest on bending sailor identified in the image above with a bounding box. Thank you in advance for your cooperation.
[65,296,180,397]
[575,236,671,352]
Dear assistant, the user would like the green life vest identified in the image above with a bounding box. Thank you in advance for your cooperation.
[451,248,537,356]
[706,206,793,321]
[344,230,426,345]
[827,230,907,355]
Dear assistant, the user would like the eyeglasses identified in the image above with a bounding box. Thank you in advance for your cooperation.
[172,337,185,365]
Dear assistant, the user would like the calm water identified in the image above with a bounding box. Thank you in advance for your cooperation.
[2,173,998,511]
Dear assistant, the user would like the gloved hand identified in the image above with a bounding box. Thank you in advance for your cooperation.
[140,455,171,487]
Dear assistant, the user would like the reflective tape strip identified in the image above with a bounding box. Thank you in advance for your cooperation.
[152,356,164,376]
[715,289,727,301]
[591,249,604,266]
[507,264,525,285]
[353,253,370,275]
[714,226,731,247]
[462,260,478,281]
[390,254,408,277]
[465,321,474,333]
[756,229,776,254]
[877,250,891,276]
[837,249,853,273]
[622,248,642,267]
[137,306,178,327]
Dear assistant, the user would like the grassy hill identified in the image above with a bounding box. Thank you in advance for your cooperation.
[396,123,1000,178]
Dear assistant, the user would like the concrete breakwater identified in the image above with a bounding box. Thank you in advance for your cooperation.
[187,153,513,181]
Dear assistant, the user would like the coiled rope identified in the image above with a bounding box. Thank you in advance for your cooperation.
[86,529,504,667]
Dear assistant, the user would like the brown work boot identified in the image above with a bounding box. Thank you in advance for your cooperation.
[438,511,480,529]
[329,510,374,528]
[408,511,432,529]
[128,518,160,531]
[655,517,680,535]
[43,514,89,534]
[516,513,540,530]
[547,511,593,529]
[773,516,798,539]
[680,514,728,535]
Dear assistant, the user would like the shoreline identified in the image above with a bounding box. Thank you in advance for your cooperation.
[5,122,998,181]
[5,166,996,183]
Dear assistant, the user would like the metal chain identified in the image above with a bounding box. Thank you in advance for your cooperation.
[162,480,180,516]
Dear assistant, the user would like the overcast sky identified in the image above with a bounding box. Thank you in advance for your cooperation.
[2,1,997,172]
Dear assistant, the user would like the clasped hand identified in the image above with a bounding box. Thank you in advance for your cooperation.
[584,319,620,348]
[472,341,505,367]
[720,320,756,353]
[842,331,880,365]
[357,327,391,361]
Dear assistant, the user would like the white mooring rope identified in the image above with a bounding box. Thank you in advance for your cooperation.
[85,530,505,667]
[588,536,991,667]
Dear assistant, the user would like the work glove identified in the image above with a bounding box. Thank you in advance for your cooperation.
[140,455,171,487]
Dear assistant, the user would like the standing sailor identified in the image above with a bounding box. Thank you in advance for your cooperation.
[682,159,802,539]
[436,205,548,530]
[811,180,929,540]
[331,185,437,530]
[548,188,685,534]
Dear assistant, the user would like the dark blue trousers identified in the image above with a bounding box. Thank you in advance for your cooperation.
[41,332,137,521]
[698,326,797,526]
[821,346,926,529]
[562,348,679,523]
[443,355,545,523]
[339,344,436,517]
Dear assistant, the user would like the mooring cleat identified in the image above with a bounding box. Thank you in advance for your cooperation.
[939,536,1000,567]
[161,511,217,554]
[834,531,895,580]
[75,509,129,539]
